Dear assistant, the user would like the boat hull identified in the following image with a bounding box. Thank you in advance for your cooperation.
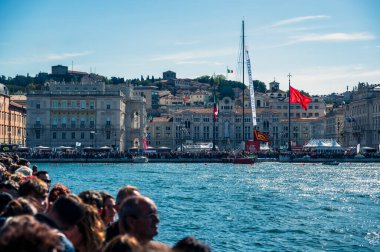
[132,156,149,163]
[233,158,255,164]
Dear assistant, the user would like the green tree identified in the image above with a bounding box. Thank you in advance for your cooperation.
[252,80,266,93]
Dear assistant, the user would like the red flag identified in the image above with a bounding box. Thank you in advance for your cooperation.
[142,137,148,150]
[213,95,218,121]
[254,129,270,142]
[290,86,311,110]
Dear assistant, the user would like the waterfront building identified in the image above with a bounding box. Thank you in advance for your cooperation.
[10,94,27,108]
[26,75,146,152]
[342,82,380,149]
[325,107,344,144]
[0,84,26,145]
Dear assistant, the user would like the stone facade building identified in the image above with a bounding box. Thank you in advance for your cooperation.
[0,84,26,146]
[26,75,145,152]
[343,83,380,148]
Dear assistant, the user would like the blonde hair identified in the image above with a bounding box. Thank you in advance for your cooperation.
[77,204,105,252]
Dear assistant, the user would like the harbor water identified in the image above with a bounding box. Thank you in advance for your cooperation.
[39,162,380,251]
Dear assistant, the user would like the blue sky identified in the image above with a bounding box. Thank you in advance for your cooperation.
[0,0,379,94]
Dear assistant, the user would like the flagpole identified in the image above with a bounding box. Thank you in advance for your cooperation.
[287,73,292,152]
[213,78,216,151]
[242,20,245,145]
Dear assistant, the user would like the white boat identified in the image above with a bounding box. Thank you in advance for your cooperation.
[132,156,149,163]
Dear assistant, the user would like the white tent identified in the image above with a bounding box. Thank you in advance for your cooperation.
[303,139,344,153]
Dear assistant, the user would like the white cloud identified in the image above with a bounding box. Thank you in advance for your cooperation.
[292,32,375,42]
[0,51,94,65]
[272,15,330,27]
[376,45,380,48]
[45,51,94,60]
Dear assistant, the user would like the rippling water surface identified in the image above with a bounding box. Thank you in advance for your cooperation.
[40,162,380,251]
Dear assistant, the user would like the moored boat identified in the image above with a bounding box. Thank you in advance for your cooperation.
[322,161,339,165]
[132,156,149,163]
[233,157,255,164]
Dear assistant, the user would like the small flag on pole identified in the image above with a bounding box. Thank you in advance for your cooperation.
[227,68,234,74]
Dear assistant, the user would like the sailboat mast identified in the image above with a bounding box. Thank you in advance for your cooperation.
[242,20,245,143]
[288,73,292,152]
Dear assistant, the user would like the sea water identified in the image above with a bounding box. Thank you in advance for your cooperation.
[39,162,380,251]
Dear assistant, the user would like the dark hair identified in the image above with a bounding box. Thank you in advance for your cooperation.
[78,190,103,210]
[52,194,84,227]
[35,170,48,176]
[173,236,211,252]
[17,158,30,166]
[0,192,13,213]
[0,215,64,252]
[1,197,37,217]
[0,180,19,192]
[18,177,48,198]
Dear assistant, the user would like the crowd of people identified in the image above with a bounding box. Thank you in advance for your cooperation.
[0,153,211,252]
[10,148,380,162]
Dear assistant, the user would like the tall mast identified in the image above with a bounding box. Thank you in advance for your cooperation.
[288,73,292,152]
[242,20,245,143]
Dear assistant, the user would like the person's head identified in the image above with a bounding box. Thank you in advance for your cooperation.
[1,197,37,218]
[32,165,38,173]
[15,166,33,177]
[78,190,103,211]
[102,235,141,252]
[118,196,159,244]
[0,215,64,252]
[17,158,30,167]
[115,185,141,211]
[48,183,71,204]
[100,192,117,226]
[0,180,19,198]
[18,177,48,213]
[0,192,13,213]
[172,236,211,252]
[66,204,105,252]
[49,194,85,232]
[35,170,51,188]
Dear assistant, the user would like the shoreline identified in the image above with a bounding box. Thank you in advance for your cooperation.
[26,157,380,163]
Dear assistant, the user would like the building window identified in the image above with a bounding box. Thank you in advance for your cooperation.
[62,132,66,139]
[90,117,95,128]
[106,104,111,109]
[90,101,95,109]
[71,132,75,139]
[106,131,111,139]
[36,130,40,139]
[36,103,40,109]
[71,118,76,128]
[80,118,85,128]
[61,117,67,128]
[80,101,86,109]
[106,118,111,126]
[52,132,56,139]
[52,101,58,108]
[81,132,85,139]
[61,100,67,108]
